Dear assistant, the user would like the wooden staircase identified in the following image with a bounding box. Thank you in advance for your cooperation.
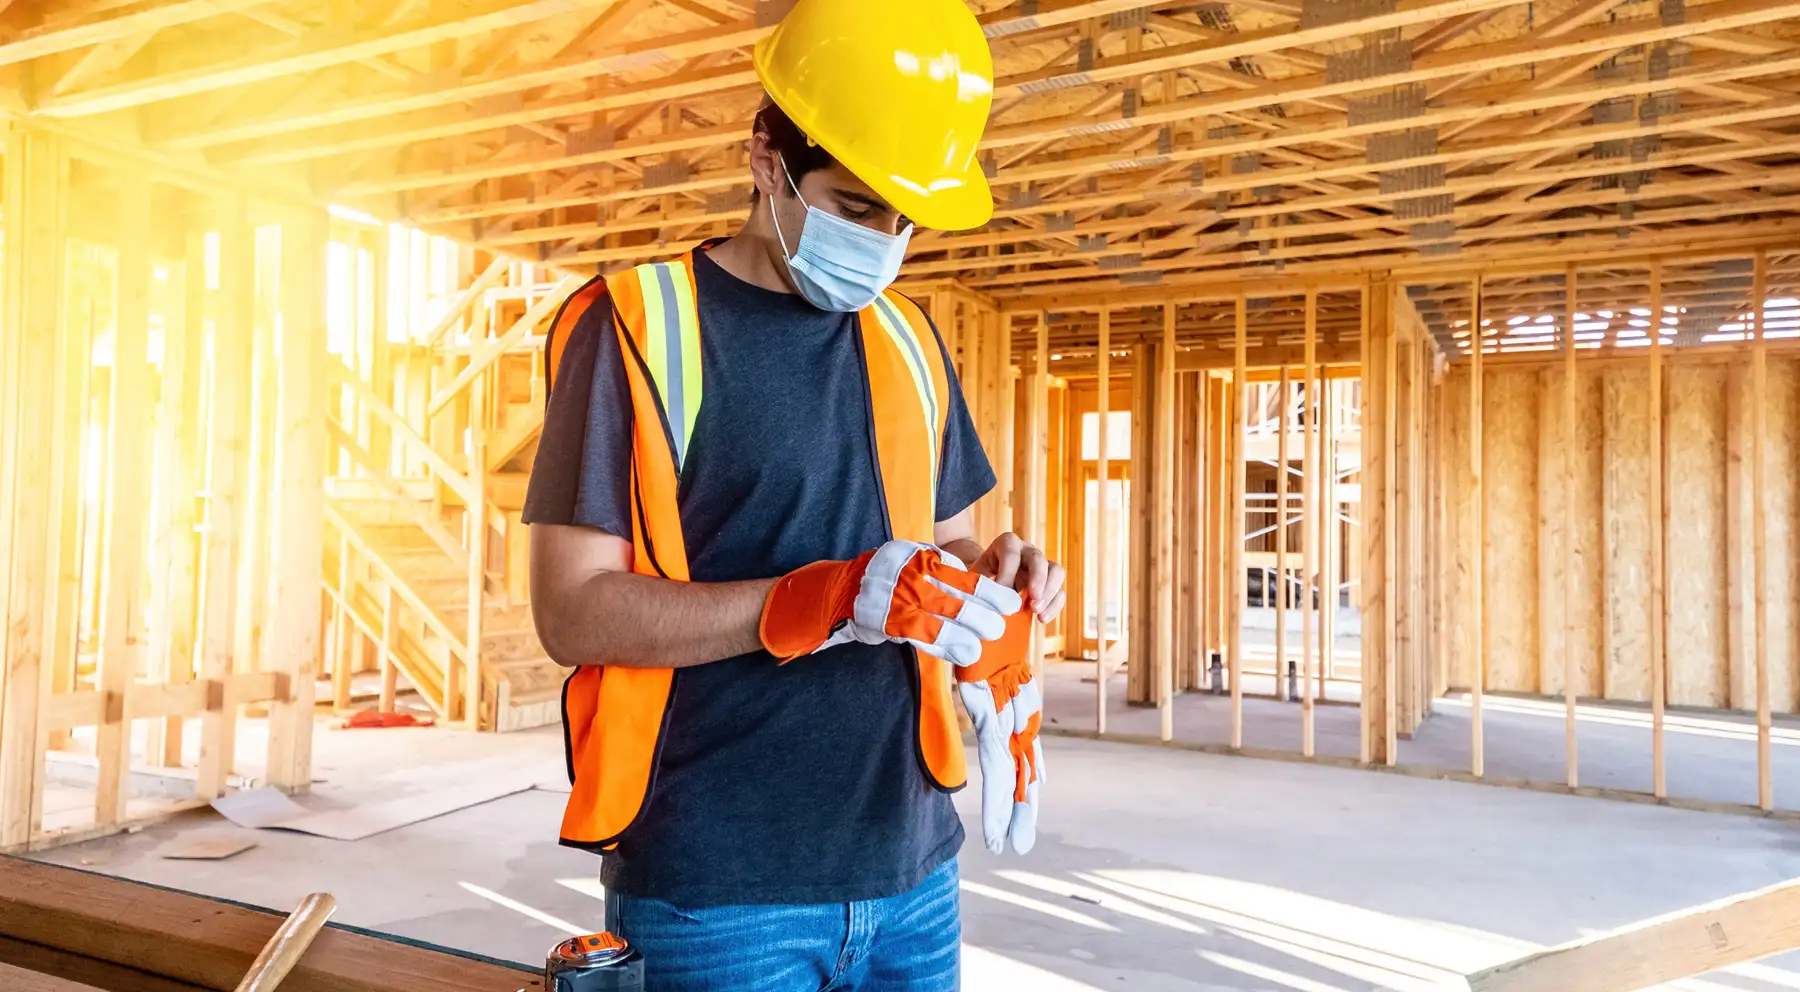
[320,265,577,732]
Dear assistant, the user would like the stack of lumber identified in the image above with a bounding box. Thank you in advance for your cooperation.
[0,857,541,992]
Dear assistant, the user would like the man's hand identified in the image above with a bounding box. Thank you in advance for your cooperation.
[760,540,1022,664]
[966,532,1067,623]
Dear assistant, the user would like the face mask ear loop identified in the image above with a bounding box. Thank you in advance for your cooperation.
[769,154,805,268]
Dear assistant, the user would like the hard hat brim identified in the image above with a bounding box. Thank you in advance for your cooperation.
[846,155,995,233]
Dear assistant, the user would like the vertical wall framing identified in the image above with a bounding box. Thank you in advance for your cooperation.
[0,127,328,851]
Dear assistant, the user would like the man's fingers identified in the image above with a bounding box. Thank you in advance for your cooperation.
[1037,587,1068,624]
[988,533,1024,588]
[1019,545,1047,606]
[1036,561,1066,617]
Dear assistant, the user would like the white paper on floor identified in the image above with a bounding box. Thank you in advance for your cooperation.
[210,776,531,841]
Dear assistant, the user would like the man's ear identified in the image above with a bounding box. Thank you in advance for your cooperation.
[747,132,782,201]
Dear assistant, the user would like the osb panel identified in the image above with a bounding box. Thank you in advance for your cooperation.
[1664,365,1729,709]
[1443,367,1477,692]
[1482,368,1540,694]
[1766,360,1800,713]
[1603,366,1653,703]
[1537,363,1607,699]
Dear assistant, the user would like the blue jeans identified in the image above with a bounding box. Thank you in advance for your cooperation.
[603,858,960,992]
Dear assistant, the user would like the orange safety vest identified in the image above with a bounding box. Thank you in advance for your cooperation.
[543,246,967,851]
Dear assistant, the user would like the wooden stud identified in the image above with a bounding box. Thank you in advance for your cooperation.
[1157,303,1177,741]
[0,126,68,849]
[1563,264,1579,788]
[378,584,398,715]
[466,368,487,731]
[1472,275,1486,778]
[1230,296,1248,749]
[1276,364,1290,704]
[94,172,154,826]
[1303,290,1317,755]
[264,211,329,791]
[332,531,353,712]
[1322,376,1337,693]
[1095,308,1110,734]
[1029,313,1050,675]
[196,203,255,803]
[1385,292,1400,753]
[1650,262,1666,799]
[1752,249,1771,811]
[1361,276,1396,766]
[1127,340,1153,706]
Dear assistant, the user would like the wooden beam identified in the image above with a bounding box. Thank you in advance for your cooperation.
[1563,265,1579,789]
[0,126,66,849]
[994,0,1529,99]
[1464,877,1800,992]
[1230,296,1247,749]
[93,171,153,827]
[0,0,271,69]
[1028,313,1049,674]
[168,21,765,149]
[1276,364,1290,701]
[1095,307,1111,733]
[39,0,618,118]
[1302,290,1317,756]
[1649,262,1666,799]
[195,202,254,803]
[0,856,540,992]
[1157,302,1176,741]
[1471,275,1486,778]
[1751,249,1771,812]
[264,211,329,791]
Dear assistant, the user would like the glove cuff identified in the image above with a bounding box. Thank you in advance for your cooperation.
[759,552,871,661]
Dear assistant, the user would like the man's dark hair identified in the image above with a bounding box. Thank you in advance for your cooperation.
[750,98,835,204]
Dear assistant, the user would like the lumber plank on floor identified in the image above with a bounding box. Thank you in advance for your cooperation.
[0,857,542,992]
[0,960,109,992]
[1464,876,1800,992]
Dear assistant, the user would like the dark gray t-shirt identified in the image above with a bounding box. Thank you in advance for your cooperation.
[523,244,995,907]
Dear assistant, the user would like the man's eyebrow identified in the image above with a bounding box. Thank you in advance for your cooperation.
[833,188,894,211]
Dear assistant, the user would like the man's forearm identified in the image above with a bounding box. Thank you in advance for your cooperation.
[536,571,776,669]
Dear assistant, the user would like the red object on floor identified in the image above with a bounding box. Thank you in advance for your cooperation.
[338,711,434,729]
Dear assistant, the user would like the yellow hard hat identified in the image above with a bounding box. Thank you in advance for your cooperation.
[753,0,995,231]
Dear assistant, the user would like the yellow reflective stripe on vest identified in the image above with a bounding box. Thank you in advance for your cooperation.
[633,261,703,469]
[871,293,940,498]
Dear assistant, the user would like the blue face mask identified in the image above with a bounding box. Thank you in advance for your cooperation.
[770,159,913,312]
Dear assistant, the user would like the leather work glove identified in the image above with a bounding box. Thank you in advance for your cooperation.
[955,609,1043,855]
[760,540,1022,665]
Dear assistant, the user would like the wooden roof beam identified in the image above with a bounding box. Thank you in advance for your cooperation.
[38,0,619,118]
[1046,196,1800,286]
[980,0,1794,156]
[0,0,271,69]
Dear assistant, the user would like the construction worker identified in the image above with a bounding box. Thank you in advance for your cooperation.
[524,0,1062,987]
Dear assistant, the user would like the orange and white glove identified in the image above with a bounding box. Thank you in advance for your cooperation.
[955,609,1043,855]
[759,540,1022,665]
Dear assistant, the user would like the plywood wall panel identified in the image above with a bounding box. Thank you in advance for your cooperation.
[1664,365,1729,709]
[1482,367,1539,694]
[1767,359,1800,713]
[1536,364,1606,698]
[1604,366,1653,703]
[1444,367,1476,692]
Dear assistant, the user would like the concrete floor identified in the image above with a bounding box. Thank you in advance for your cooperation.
[30,720,1800,990]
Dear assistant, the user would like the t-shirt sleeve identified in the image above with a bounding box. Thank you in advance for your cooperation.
[521,292,634,537]
[928,317,997,522]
